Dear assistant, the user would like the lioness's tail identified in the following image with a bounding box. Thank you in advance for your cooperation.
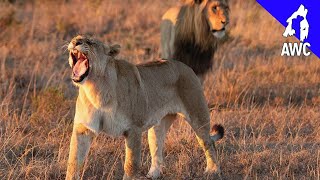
[210,124,225,142]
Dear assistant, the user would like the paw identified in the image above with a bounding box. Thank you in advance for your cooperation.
[122,174,129,180]
[123,174,136,180]
[123,174,148,180]
[205,166,223,179]
[146,166,162,179]
[205,165,221,175]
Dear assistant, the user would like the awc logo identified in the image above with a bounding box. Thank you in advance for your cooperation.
[281,4,311,57]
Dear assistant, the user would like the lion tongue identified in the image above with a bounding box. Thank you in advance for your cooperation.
[73,59,88,77]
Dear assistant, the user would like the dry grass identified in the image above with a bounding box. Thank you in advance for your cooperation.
[0,0,319,179]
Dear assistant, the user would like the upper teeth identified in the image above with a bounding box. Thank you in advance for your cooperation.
[72,49,82,59]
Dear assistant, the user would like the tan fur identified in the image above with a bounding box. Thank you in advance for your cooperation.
[66,36,224,180]
[161,0,230,80]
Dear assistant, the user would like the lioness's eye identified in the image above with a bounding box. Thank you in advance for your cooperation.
[212,6,217,12]
[86,40,93,45]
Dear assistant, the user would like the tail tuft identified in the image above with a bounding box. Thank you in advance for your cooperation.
[210,124,225,142]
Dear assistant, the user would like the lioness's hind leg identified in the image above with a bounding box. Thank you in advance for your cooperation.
[178,80,221,175]
[192,122,221,175]
[147,114,175,179]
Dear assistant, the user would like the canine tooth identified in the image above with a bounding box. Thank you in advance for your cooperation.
[78,52,81,59]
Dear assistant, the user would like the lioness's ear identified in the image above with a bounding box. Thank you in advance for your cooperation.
[109,44,121,57]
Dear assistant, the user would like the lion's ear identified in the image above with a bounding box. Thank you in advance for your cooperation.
[109,44,121,57]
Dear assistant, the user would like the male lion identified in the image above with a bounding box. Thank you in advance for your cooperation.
[66,35,224,180]
[161,0,229,82]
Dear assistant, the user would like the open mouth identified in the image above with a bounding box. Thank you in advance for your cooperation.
[211,27,226,34]
[212,28,226,39]
[70,50,89,83]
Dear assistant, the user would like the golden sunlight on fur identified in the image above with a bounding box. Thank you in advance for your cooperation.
[1,1,319,179]
[65,35,224,180]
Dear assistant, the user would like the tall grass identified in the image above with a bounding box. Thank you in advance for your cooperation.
[0,0,319,179]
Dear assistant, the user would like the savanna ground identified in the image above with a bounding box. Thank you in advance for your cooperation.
[0,0,319,179]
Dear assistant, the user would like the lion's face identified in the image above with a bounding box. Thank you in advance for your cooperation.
[203,0,229,38]
[67,35,120,83]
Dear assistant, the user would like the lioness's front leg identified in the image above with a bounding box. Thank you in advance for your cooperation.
[66,124,94,180]
[123,128,142,180]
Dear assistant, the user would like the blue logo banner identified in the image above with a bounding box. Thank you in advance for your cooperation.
[257,0,320,58]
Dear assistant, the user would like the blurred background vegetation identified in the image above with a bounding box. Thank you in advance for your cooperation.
[0,0,319,179]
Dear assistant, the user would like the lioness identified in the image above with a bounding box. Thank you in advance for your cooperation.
[66,35,224,180]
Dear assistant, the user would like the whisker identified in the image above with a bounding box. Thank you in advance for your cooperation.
[61,44,68,49]
[60,42,69,49]
[61,42,70,53]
